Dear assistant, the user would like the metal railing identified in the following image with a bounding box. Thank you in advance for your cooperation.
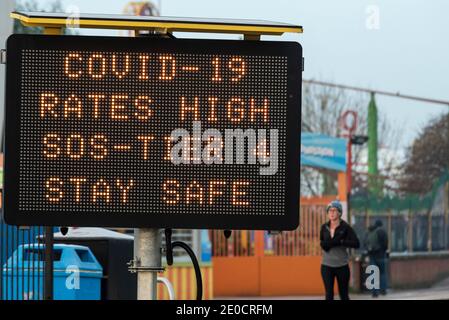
[211,203,328,257]
[157,276,175,300]
[0,219,46,300]
[352,210,449,254]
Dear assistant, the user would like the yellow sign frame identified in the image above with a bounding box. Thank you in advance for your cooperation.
[11,11,303,37]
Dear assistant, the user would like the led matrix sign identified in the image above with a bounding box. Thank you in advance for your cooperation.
[3,34,301,230]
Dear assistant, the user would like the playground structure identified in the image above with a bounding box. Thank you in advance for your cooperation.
[211,132,449,296]
[211,133,349,296]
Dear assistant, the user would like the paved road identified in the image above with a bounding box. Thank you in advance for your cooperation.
[216,277,449,300]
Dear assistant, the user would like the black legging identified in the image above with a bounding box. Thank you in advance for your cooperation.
[321,264,350,300]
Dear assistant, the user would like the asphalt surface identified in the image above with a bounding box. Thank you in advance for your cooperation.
[215,277,449,300]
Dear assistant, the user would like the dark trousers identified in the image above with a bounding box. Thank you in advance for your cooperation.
[321,264,350,300]
[369,254,388,295]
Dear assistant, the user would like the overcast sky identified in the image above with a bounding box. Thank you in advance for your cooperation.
[27,0,449,148]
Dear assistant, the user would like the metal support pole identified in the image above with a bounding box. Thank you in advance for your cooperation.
[42,25,61,302]
[44,226,53,300]
[408,209,413,253]
[388,209,392,252]
[347,139,352,195]
[43,27,62,35]
[445,183,449,250]
[428,208,432,252]
[133,228,162,300]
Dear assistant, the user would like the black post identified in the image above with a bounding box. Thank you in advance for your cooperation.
[44,226,53,300]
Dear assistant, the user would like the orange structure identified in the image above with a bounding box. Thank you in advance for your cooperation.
[157,264,213,300]
[212,172,347,297]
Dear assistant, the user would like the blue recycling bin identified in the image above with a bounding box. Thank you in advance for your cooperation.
[2,243,103,300]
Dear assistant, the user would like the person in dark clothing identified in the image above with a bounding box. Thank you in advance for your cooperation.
[364,219,389,297]
[320,200,360,300]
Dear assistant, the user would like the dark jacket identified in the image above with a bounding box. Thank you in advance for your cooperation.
[320,220,360,252]
[364,225,388,257]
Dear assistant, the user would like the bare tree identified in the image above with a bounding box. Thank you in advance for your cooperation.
[301,81,404,197]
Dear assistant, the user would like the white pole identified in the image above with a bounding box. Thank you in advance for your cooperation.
[136,228,162,300]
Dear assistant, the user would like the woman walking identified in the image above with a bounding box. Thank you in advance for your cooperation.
[320,200,360,300]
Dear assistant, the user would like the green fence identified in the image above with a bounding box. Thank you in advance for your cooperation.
[350,172,449,253]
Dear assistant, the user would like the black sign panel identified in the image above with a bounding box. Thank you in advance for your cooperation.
[3,34,301,230]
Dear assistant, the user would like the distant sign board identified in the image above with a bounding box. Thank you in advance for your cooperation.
[301,133,347,172]
[3,35,301,230]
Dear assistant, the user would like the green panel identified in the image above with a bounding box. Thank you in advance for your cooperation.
[351,171,449,213]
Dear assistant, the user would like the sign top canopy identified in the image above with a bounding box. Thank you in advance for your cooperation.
[11,11,303,35]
